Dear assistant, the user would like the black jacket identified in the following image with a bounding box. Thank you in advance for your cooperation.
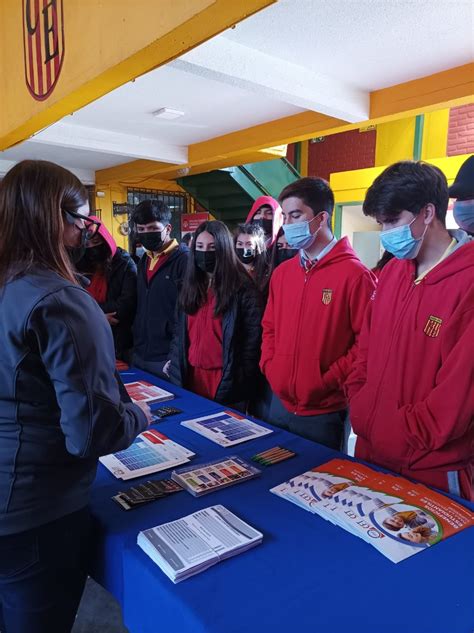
[168,281,263,404]
[133,244,188,363]
[0,270,147,536]
[99,247,137,358]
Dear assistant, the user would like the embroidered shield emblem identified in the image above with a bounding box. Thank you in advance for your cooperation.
[22,0,65,101]
[322,289,333,305]
[423,315,443,338]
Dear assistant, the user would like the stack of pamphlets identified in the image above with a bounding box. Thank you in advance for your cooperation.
[271,458,474,563]
[100,429,194,480]
[181,410,272,447]
[125,380,174,405]
[171,456,260,497]
[137,505,263,582]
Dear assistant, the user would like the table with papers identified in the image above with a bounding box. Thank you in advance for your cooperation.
[90,368,474,633]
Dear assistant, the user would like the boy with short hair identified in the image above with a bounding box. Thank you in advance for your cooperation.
[260,177,376,449]
[132,200,188,378]
[347,161,474,500]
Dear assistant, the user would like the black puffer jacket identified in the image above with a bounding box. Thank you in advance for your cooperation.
[168,281,263,404]
[100,247,137,358]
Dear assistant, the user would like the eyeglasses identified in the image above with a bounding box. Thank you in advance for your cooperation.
[64,210,100,240]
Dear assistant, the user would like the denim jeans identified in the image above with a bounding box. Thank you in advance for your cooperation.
[268,393,346,450]
[0,508,91,633]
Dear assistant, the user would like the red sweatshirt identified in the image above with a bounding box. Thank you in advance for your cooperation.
[346,240,474,499]
[261,238,376,415]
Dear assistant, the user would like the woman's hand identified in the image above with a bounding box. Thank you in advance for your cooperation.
[135,401,153,426]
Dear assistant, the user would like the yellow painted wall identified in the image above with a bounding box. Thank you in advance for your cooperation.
[375,117,416,166]
[421,109,450,159]
[330,154,472,206]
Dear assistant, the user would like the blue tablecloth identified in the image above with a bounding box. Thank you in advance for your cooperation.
[91,369,474,633]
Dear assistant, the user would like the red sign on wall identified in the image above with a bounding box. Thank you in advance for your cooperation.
[22,0,65,101]
[181,212,209,236]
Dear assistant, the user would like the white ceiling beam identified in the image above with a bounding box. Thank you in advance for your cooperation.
[172,37,369,123]
[29,122,188,165]
[0,158,95,184]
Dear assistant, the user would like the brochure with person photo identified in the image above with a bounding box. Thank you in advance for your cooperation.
[271,459,474,563]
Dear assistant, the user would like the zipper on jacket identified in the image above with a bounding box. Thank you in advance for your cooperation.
[290,268,311,414]
[365,279,418,436]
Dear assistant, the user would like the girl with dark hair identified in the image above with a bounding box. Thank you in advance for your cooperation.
[168,220,263,406]
[0,160,150,633]
[234,222,269,293]
[76,216,137,361]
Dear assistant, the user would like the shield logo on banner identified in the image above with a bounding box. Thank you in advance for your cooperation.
[22,0,65,101]
[322,289,333,305]
[423,315,443,338]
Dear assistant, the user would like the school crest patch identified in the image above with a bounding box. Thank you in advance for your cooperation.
[423,315,443,338]
[322,289,333,305]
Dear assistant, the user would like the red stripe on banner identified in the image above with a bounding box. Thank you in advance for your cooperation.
[34,0,43,96]
[53,0,60,76]
[27,4,35,94]
[43,0,51,92]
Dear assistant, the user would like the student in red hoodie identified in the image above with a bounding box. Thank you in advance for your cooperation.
[260,178,376,448]
[76,216,137,361]
[168,221,262,407]
[246,195,283,246]
[346,161,474,500]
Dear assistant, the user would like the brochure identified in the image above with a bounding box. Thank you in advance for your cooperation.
[125,380,174,405]
[271,459,474,563]
[137,505,263,582]
[181,410,272,447]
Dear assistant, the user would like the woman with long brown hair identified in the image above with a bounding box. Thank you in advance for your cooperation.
[0,160,151,633]
[167,220,263,407]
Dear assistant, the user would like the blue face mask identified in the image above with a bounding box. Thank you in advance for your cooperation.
[453,199,474,233]
[282,215,319,250]
[380,217,427,259]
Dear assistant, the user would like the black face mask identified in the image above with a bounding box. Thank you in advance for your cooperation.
[275,247,299,267]
[139,231,164,252]
[236,247,256,264]
[195,250,217,273]
[252,218,273,236]
[67,228,88,265]
[83,244,109,264]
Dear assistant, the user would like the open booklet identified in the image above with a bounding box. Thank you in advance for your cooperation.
[137,505,263,583]
[271,459,474,563]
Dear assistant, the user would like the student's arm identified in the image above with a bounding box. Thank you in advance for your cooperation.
[370,307,474,466]
[344,298,373,402]
[322,271,376,393]
[239,283,263,381]
[260,275,276,375]
[28,286,148,458]
[100,258,137,325]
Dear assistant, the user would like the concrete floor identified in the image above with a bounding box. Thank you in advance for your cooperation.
[73,578,128,633]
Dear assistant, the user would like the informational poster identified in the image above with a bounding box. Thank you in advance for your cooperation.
[181,212,209,236]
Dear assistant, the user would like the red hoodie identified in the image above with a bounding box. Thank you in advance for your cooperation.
[346,240,474,499]
[246,196,283,245]
[85,216,117,303]
[261,238,376,415]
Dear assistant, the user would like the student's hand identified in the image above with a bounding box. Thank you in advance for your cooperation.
[163,360,171,377]
[105,312,120,326]
[135,401,153,426]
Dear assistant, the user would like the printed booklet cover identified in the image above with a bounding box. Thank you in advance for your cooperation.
[181,410,272,447]
[271,458,474,563]
[100,429,194,480]
[125,380,174,405]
